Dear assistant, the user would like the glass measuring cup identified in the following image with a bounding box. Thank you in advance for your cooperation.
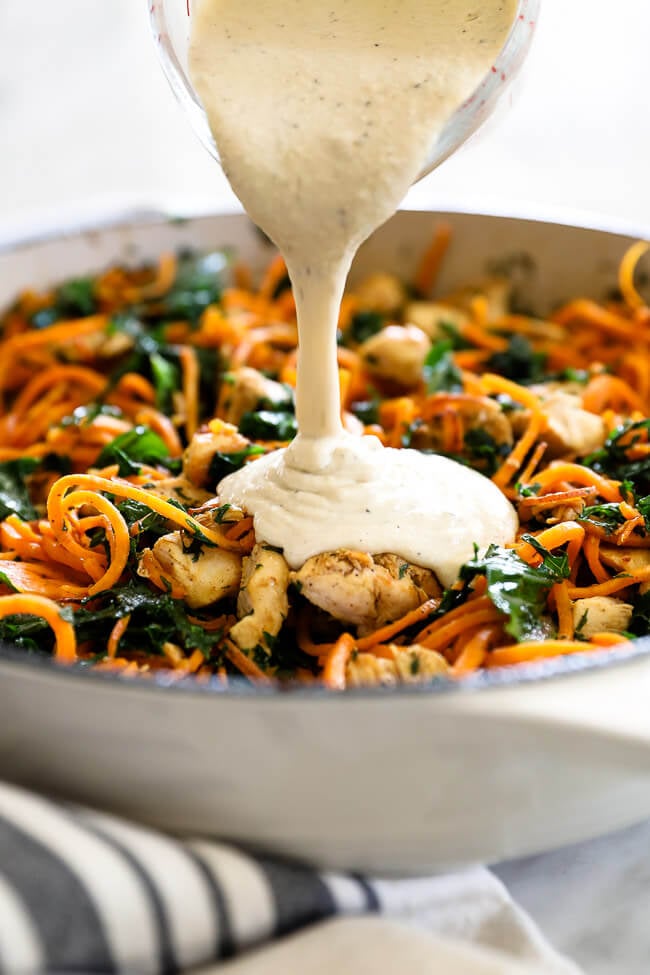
[148,0,540,179]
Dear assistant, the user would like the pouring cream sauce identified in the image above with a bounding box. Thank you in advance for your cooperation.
[189,0,518,587]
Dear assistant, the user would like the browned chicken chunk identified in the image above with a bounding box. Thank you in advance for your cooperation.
[230,543,291,653]
[359,324,430,388]
[293,550,440,635]
[355,272,407,316]
[346,644,448,686]
[572,596,633,639]
[139,531,242,609]
[219,367,290,426]
[144,475,212,509]
[183,420,251,488]
[409,395,513,457]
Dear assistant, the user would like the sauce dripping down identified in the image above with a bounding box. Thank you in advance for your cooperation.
[189,0,518,586]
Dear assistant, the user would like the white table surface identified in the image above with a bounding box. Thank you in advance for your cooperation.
[1,2,649,973]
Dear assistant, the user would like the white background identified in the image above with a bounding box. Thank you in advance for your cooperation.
[0,0,648,236]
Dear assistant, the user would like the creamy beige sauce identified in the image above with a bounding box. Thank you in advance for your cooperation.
[189,0,518,585]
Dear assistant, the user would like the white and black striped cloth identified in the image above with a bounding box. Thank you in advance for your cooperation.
[0,781,577,974]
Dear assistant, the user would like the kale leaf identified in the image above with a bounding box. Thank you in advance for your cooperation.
[107,322,179,405]
[460,539,570,642]
[0,582,223,658]
[629,590,650,637]
[208,444,265,485]
[0,458,40,520]
[56,277,97,316]
[31,277,97,328]
[108,317,218,424]
[638,495,650,532]
[116,498,171,539]
[239,410,298,442]
[345,310,384,345]
[97,426,179,476]
[584,419,650,494]
[487,334,547,383]
[423,339,463,394]
[578,502,626,535]
[437,320,473,350]
[150,352,180,413]
[463,429,510,477]
[161,251,227,323]
[73,584,219,656]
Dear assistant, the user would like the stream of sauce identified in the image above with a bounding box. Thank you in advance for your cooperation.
[189,0,518,586]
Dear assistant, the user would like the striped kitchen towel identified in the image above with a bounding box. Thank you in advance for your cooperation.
[0,780,578,975]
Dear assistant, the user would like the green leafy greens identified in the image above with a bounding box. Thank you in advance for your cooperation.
[207,444,266,486]
[344,310,385,345]
[578,502,626,535]
[0,458,40,521]
[31,277,97,328]
[423,339,463,394]
[487,334,547,384]
[97,426,180,477]
[584,419,650,494]
[459,538,570,642]
[0,583,222,659]
[239,410,298,442]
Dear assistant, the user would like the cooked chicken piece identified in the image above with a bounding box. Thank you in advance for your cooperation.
[598,547,650,575]
[540,391,607,458]
[145,475,212,509]
[355,272,407,316]
[393,644,449,682]
[403,301,470,340]
[230,543,290,653]
[359,324,430,388]
[293,550,440,636]
[530,380,590,399]
[572,596,633,639]
[189,497,248,534]
[73,329,134,360]
[220,367,290,426]
[441,276,511,320]
[374,554,441,599]
[139,532,242,609]
[346,644,448,687]
[183,419,251,488]
[346,653,398,687]
[521,499,583,527]
[409,395,513,454]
